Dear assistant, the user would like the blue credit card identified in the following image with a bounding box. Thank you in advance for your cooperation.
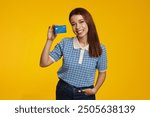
[54,25,66,34]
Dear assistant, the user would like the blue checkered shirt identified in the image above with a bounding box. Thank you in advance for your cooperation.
[49,37,107,87]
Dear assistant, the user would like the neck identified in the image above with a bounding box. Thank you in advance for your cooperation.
[77,36,88,47]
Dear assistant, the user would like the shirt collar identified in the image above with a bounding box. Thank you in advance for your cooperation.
[73,37,89,50]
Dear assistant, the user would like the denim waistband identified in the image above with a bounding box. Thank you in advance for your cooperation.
[59,79,94,90]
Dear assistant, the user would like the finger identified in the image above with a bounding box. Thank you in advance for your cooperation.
[82,88,90,92]
[82,89,86,92]
[52,24,57,31]
[48,26,54,33]
[48,26,53,31]
[48,26,51,32]
[52,25,55,28]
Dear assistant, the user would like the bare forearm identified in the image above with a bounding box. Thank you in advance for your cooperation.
[82,72,106,95]
[94,72,106,93]
[40,26,56,67]
[40,40,53,66]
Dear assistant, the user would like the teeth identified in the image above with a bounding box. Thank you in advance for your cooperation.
[77,30,83,34]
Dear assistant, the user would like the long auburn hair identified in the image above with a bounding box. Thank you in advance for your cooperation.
[69,8,102,57]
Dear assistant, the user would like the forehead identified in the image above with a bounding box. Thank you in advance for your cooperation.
[70,15,84,22]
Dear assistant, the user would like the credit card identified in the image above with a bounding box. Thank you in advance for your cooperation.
[54,25,66,34]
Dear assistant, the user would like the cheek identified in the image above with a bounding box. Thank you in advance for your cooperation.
[83,23,88,29]
[84,25,88,32]
[72,26,76,33]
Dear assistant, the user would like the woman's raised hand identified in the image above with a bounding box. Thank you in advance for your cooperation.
[47,25,57,41]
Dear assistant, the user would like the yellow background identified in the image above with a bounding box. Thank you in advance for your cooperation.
[0,0,150,100]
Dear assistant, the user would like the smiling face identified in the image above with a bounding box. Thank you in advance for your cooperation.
[70,15,88,40]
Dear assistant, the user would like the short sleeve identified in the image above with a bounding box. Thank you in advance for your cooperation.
[96,44,107,72]
[49,39,64,62]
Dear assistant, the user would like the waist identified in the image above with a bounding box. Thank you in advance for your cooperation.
[59,79,94,90]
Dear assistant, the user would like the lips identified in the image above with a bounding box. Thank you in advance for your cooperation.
[76,30,83,34]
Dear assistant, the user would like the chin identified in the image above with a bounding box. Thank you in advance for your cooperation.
[77,34,86,39]
[76,32,82,36]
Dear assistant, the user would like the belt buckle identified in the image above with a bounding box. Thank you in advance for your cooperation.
[78,89,82,93]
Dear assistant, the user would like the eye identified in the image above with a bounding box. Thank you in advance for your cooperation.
[71,23,75,26]
[79,20,85,23]
[71,22,76,26]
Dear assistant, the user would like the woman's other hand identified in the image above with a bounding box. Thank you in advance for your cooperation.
[82,88,97,95]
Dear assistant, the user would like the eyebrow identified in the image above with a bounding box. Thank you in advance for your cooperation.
[71,19,85,24]
[79,19,84,21]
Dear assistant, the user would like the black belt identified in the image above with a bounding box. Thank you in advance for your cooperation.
[59,79,94,93]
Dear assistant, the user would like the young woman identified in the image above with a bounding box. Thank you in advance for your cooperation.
[40,8,107,100]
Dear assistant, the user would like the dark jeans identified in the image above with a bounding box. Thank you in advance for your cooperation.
[56,79,95,100]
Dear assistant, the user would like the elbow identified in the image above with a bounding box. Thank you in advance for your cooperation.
[39,61,47,67]
[40,57,53,67]
[40,60,52,67]
[39,62,45,67]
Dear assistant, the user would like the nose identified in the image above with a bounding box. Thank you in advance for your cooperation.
[76,23,81,29]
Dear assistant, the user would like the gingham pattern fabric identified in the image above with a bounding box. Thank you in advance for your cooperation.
[49,37,107,87]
